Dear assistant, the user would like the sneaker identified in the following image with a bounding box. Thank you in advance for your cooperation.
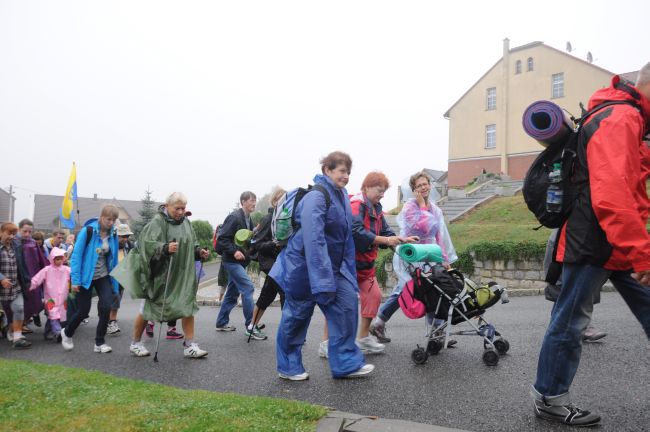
[245,326,268,340]
[215,325,236,332]
[166,327,184,339]
[583,326,606,342]
[279,372,309,381]
[60,329,74,350]
[129,342,151,357]
[369,322,391,343]
[81,318,89,325]
[22,325,33,334]
[533,398,601,427]
[356,336,385,354]
[12,337,32,349]
[342,364,375,378]
[93,344,112,353]
[145,321,154,337]
[43,331,55,341]
[318,340,328,358]
[107,321,121,335]
[183,342,208,358]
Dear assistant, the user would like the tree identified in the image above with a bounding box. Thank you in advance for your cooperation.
[191,220,214,243]
[134,188,157,238]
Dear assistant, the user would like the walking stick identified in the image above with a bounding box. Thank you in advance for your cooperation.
[154,238,176,362]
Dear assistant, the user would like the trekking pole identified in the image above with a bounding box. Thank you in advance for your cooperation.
[154,238,176,362]
[247,307,259,344]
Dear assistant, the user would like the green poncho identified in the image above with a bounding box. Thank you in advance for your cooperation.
[111,209,199,321]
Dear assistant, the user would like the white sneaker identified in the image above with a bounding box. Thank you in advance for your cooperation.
[61,330,74,350]
[318,340,328,358]
[279,372,309,381]
[93,344,112,353]
[129,342,150,357]
[107,321,121,335]
[184,342,208,358]
[7,331,13,342]
[343,364,375,378]
[356,336,385,354]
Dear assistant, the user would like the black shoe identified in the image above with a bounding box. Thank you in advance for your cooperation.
[13,338,32,349]
[533,399,601,427]
[33,314,42,327]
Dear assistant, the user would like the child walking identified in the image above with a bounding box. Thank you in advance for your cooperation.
[30,247,70,339]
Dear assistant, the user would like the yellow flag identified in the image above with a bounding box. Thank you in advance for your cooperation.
[60,163,77,228]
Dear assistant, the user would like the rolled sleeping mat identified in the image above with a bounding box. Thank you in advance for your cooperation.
[522,100,575,147]
[234,229,253,247]
[397,243,443,263]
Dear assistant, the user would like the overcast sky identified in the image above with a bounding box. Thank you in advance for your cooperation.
[2,0,649,228]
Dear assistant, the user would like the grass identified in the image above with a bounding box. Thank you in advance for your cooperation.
[0,358,327,432]
[448,195,552,251]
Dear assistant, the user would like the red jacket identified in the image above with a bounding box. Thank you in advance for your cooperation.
[556,76,650,272]
[350,193,395,279]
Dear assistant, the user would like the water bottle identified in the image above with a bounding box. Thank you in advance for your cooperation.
[546,162,563,213]
[500,287,510,304]
[275,208,291,241]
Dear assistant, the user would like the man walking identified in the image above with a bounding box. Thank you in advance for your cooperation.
[531,65,650,426]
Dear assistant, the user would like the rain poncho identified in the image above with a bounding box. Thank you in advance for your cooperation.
[16,236,48,318]
[30,247,70,321]
[392,198,457,286]
[270,174,364,378]
[111,206,200,321]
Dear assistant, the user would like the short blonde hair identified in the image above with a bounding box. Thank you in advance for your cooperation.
[166,192,188,206]
[100,204,120,219]
[270,188,287,207]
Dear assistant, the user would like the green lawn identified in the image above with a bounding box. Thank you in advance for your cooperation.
[448,195,552,251]
[0,358,326,432]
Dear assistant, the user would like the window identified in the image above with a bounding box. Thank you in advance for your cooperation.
[527,57,534,71]
[552,73,564,98]
[485,124,496,149]
[515,60,522,74]
[486,87,496,110]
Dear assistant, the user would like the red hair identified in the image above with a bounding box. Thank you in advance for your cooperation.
[361,171,390,190]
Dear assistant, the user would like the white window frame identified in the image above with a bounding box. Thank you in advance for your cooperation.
[515,60,522,74]
[527,57,534,71]
[486,87,496,110]
[485,124,496,149]
[552,73,564,98]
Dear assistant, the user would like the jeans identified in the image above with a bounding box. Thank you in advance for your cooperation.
[63,276,114,345]
[216,262,254,328]
[534,263,650,400]
[377,283,403,323]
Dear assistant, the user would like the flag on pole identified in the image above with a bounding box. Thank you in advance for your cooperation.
[60,163,78,229]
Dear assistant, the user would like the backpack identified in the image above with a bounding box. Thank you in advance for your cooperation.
[212,224,223,252]
[271,184,331,242]
[398,279,426,319]
[522,100,639,229]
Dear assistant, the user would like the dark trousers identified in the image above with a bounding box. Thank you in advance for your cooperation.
[256,274,285,310]
[63,276,114,345]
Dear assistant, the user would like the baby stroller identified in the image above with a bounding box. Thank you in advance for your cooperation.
[399,259,510,366]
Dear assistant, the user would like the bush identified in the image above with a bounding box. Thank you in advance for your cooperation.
[374,248,394,286]
[455,240,546,276]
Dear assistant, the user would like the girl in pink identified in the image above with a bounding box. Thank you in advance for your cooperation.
[30,247,70,339]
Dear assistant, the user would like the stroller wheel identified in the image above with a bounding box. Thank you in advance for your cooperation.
[494,338,510,355]
[482,349,499,366]
[411,347,428,365]
[426,339,443,355]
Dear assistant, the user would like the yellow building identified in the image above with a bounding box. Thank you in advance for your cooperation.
[444,39,635,187]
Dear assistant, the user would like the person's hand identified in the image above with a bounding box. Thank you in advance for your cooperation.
[71,285,80,293]
[401,236,420,244]
[385,236,402,247]
[199,248,210,260]
[1,278,12,289]
[442,263,451,270]
[632,270,650,286]
[234,250,245,261]
[168,242,179,254]
[414,190,426,207]
[316,292,336,306]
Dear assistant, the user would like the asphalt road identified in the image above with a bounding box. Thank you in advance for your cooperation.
[2,292,648,432]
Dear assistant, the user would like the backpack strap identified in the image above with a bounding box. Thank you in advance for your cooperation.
[310,184,331,210]
[84,225,93,248]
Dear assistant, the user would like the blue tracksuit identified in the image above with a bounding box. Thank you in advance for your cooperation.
[270,174,364,378]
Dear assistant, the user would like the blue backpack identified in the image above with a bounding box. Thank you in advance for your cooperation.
[271,185,331,243]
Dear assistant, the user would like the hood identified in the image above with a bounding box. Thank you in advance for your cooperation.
[83,217,98,227]
[49,247,66,264]
[589,76,650,126]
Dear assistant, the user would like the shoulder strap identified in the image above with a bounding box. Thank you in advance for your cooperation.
[310,184,331,210]
[84,225,93,248]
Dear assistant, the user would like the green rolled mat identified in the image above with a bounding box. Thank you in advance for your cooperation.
[397,243,443,263]
[235,229,253,247]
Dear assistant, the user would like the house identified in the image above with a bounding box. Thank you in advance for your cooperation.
[0,187,16,222]
[444,39,637,187]
[32,193,162,232]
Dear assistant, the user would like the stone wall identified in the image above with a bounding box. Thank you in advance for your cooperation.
[471,257,547,295]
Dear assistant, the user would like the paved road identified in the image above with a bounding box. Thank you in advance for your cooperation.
[2,292,648,432]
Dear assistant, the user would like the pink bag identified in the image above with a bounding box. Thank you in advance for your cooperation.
[398,279,426,319]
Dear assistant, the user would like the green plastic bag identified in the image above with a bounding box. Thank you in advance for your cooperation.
[397,243,443,263]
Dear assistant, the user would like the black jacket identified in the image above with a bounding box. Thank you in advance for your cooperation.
[216,208,252,266]
[250,208,282,273]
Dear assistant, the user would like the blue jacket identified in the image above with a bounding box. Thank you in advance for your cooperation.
[70,218,119,293]
[270,174,357,298]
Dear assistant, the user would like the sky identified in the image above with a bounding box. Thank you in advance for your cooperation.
[2,0,649,228]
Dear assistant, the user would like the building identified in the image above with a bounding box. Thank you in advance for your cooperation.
[444,39,637,187]
[32,193,162,232]
[0,187,16,222]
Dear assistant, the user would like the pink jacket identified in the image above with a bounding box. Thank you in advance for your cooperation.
[30,247,70,320]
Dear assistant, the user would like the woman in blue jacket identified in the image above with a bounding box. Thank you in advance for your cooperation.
[61,204,119,353]
[270,151,374,380]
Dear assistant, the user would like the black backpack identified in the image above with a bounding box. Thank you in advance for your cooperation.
[522,100,639,229]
